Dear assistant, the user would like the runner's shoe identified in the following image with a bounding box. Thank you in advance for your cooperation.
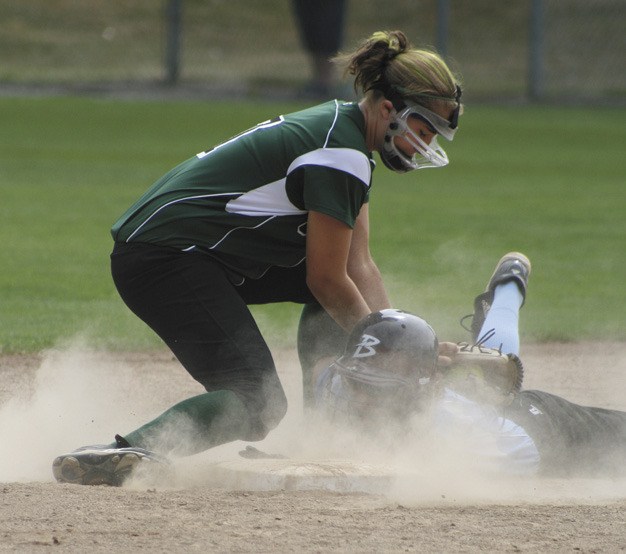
[484,252,531,302]
[461,252,531,341]
[52,436,169,486]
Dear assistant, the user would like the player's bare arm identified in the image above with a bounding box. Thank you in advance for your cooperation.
[306,210,372,331]
[346,203,392,313]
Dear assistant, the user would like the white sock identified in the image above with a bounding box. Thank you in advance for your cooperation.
[478,281,523,355]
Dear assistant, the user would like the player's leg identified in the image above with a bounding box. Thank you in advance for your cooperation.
[472,252,531,356]
[233,262,348,410]
[478,281,523,355]
[109,242,288,455]
[234,264,347,410]
[297,302,347,409]
[53,245,294,485]
[508,390,626,476]
[235,265,343,409]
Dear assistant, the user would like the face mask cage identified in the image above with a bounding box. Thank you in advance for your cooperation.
[381,107,451,172]
[320,359,431,422]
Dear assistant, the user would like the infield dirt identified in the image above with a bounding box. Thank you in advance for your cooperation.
[1,343,625,552]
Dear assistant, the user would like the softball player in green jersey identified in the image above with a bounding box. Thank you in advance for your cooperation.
[52,30,464,486]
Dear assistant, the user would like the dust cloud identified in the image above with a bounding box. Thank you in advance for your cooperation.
[0,344,193,482]
[1,342,625,507]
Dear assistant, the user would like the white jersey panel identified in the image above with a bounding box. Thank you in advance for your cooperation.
[288,148,372,187]
[225,179,307,217]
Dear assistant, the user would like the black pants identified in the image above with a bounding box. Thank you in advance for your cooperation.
[506,390,626,476]
[111,242,315,435]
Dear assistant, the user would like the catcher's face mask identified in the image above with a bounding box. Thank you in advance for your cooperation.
[381,101,459,173]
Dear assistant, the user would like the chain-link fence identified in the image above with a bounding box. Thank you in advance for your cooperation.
[1,0,624,103]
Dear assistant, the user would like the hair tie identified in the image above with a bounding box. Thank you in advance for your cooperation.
[381,47,400,72]
[385,48,399,63]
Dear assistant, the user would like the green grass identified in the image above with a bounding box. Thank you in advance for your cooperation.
[371,105,626,341]
[1,96,624,352]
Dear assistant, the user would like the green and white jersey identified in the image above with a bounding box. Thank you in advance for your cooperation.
[111,100,374,279]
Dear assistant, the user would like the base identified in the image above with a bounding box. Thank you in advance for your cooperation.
[206,458,398,494]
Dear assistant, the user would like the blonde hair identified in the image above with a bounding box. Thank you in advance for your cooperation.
[335,30,462,113]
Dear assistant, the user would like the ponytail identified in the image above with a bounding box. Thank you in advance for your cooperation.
[334,30,462,112]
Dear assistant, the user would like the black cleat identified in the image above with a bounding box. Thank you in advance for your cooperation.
[462,252,531,341]
[52,440,168,487]
[484,252,531,302]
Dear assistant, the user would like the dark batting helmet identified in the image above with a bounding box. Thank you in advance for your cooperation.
[320,309,438,420]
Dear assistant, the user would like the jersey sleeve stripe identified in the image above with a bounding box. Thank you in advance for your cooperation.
[287,148,371,187]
